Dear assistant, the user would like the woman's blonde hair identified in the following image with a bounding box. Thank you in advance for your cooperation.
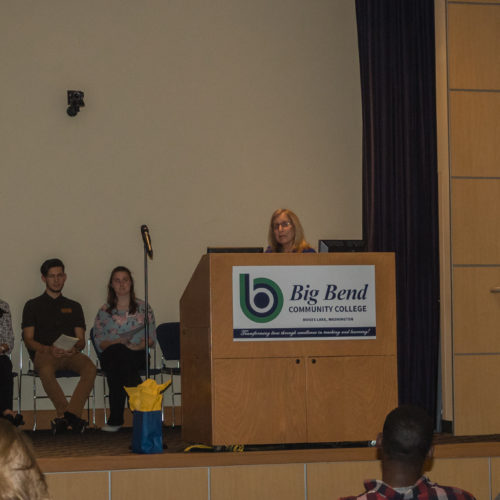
[0,419,50,500]
[267,208,312,253]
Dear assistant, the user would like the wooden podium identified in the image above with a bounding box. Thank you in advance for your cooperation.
[180,252,397,445]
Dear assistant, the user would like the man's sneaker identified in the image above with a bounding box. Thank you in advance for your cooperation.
[51,417,69,435]
[101,423,122,433]
[64,411,88,434]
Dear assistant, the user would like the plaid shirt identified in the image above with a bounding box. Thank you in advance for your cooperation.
[0,299,14,353]
[340,476,476,500]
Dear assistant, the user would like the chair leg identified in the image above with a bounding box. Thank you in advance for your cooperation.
[86,395,91,427]
[92,384,96,427]
[102,376,108,424]
[32,376,37,431]
[160,371,165,423]
[170,371,175,428]
[17,373,22,415]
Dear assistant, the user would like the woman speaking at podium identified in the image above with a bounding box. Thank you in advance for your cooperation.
[266,208,315,253]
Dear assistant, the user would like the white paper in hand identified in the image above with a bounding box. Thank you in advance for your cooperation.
[53,334,78,351]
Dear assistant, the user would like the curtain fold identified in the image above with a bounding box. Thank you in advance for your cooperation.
[355,0,440,418]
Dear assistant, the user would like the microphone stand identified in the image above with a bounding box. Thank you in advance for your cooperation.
[143,243,150,379]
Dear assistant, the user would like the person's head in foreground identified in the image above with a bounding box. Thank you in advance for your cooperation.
[0,419,50,500]
[340,405,476,499]
[380,405,434,485]
[267,208,313,253]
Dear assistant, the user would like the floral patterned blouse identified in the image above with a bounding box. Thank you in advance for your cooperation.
[93,299,156,353]
[0,299,14,353]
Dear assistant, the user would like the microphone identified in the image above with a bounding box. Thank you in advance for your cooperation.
[141,225,153,259]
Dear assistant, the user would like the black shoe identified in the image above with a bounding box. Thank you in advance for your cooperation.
[13,413,24,427]
[64,411,88,434]
[51,417,69,435]
[0,413,14,425]
[0,412,23,426]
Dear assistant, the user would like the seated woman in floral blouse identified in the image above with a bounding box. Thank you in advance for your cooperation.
[0,299,24,426]
[93,266,155,432]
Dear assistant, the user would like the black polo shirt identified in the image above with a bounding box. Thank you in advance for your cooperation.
[22,292,86,358]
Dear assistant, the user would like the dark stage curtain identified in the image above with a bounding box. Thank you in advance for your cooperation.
[355,0,440,418]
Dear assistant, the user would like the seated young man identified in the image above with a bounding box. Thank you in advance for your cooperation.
[340,405,476,500]
[22,258,96,433]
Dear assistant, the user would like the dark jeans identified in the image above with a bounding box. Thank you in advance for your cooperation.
[101,344,146,426]
[0,355,14,414]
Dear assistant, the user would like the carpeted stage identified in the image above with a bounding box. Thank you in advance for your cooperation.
[29,425,185,458]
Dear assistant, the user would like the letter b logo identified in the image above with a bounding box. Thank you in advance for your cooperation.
[239,274,283,323]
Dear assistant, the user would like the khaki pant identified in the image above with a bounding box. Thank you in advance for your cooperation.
[33,351,97,418]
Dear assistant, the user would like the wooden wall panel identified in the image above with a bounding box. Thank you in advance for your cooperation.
[454,355,500,435]
[111,468,208,500]
[451,179,500,264]
[210,464,304,500]
[46,472,109,500]
[427,458,489,500]
[307,461,380,500]
[460,0,500,4]
[449,91,500,177]
[39,456,500,500]
[492,457,500,500]
[452,267,500,353]
[308,458,490,500]
[448,4,500,89]
[447,0,500,436]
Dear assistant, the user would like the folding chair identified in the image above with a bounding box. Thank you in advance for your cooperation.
[89,329,110,423]
[13,366,21,414]
[156,322,181,427]
[3,353,21,414]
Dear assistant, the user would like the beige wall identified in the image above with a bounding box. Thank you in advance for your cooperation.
[0,1,362,409]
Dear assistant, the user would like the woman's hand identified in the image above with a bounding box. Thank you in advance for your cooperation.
[100,338,125,351]
[126,339,146,351]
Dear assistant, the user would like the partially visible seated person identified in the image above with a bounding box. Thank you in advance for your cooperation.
[0,299,24,426]
[266,208,315,253]
[93,266,156,432]
[0,418,51,500]
[22,258,96,434]
[340,405,476,500]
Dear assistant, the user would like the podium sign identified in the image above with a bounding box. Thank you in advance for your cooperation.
[232,265,376,341]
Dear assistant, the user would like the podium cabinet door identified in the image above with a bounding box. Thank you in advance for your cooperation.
[213,357,307,445]
[306,355,398,443]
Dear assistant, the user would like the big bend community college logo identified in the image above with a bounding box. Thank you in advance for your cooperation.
[232,265,377,341]
[239,274,284,323]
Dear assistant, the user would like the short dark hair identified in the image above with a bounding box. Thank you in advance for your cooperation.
[382,405,434,466]
[40,258,65,277]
